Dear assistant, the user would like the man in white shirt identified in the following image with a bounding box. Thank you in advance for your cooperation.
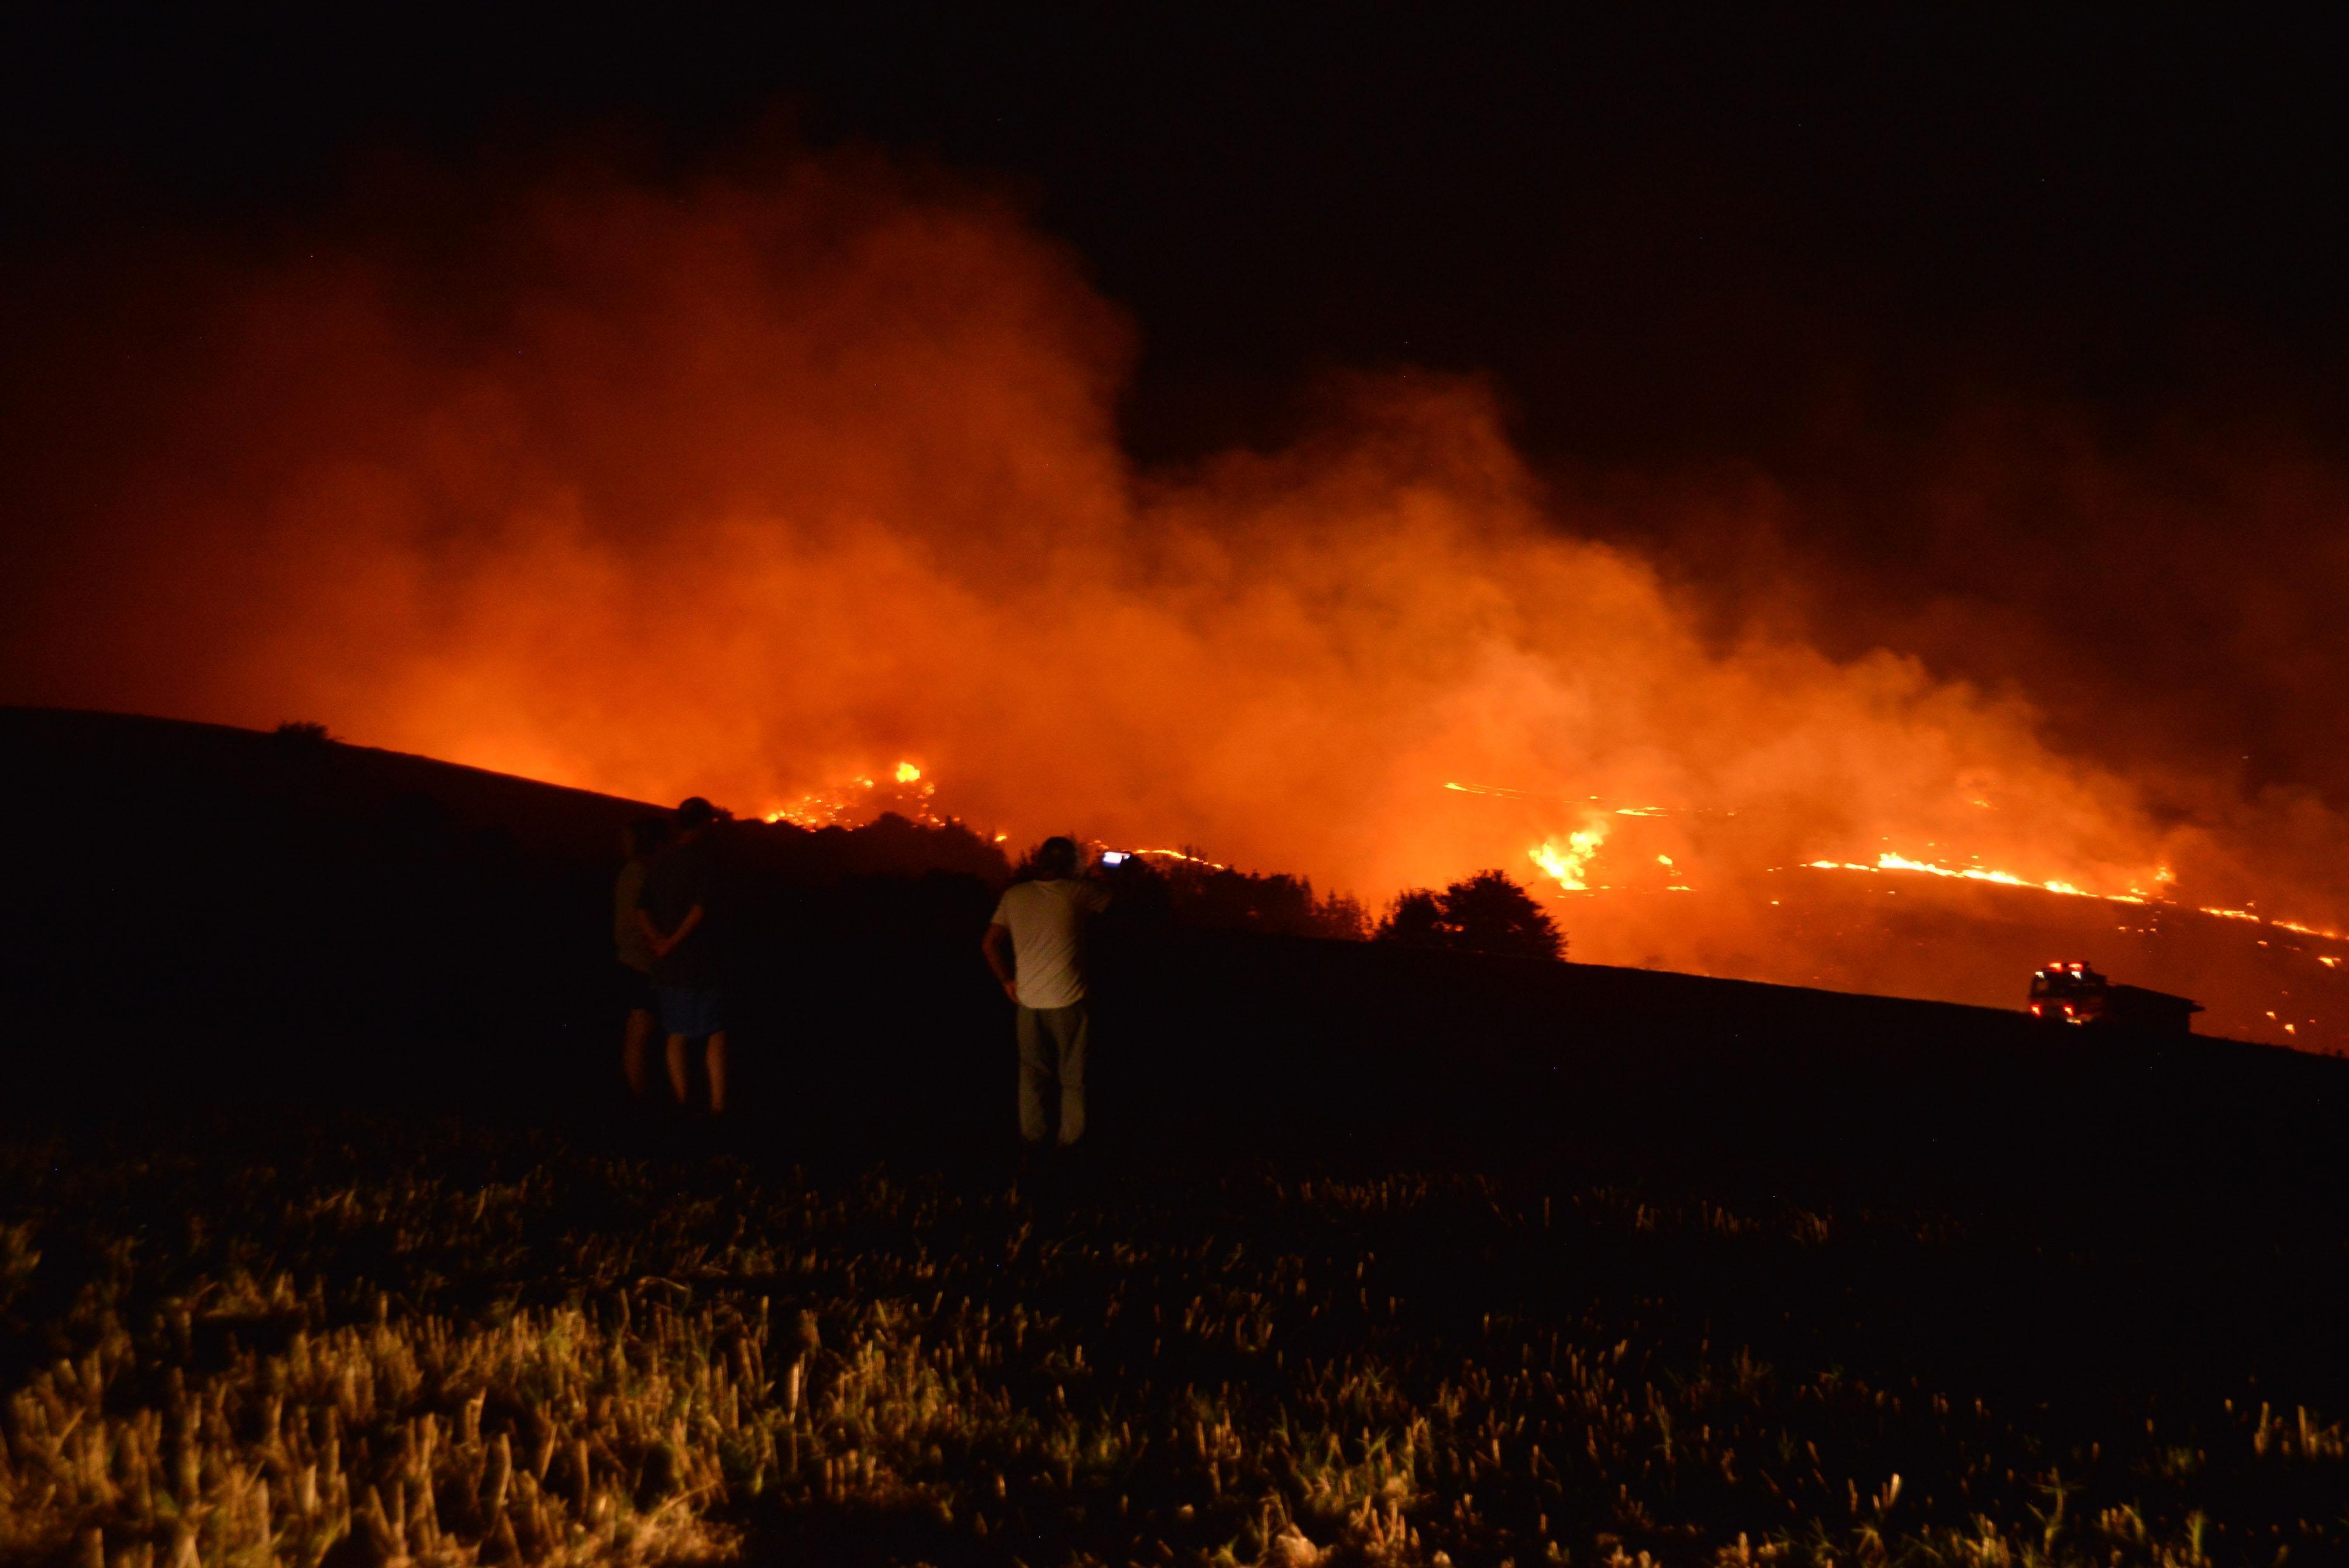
[981,836,1112,1147]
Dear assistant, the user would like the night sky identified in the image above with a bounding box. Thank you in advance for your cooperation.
[12,9,2347,459]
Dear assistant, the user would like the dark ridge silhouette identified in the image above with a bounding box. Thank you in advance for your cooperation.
[4,706,2345,1208]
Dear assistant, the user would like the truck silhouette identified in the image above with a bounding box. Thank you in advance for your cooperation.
[2028,960,2202,1035]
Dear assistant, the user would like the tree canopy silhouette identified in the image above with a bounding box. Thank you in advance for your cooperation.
[1374,870,1563,960]
[1096,852,1369,940]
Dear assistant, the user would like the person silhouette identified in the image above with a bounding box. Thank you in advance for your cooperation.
[636,797,729,1114]
[981,836,1111,1148]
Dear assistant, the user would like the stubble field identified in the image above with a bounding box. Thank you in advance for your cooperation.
[1,1111,2344,1568]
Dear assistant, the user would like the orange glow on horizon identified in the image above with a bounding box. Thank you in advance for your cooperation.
[11,147,2349,1048]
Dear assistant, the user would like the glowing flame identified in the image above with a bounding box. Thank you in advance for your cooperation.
[1797,852,2156,904]
[763,761,942,829]
[2274,917,2349,940]
[1795,852,2349,942]
[1529,816,1611,892]
[1129,847,1229,870]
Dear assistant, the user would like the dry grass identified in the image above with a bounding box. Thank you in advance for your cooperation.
[0,1122,2341,1567]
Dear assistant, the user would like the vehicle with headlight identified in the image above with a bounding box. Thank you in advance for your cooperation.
[2028,960,2201,1034]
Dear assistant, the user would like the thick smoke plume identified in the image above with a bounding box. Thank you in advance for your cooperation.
[8,151,2347,1021]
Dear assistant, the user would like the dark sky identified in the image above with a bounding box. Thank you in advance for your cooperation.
[9,6,2346,466]
[8,6,2349,799]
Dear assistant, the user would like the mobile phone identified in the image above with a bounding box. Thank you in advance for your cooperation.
[1099,850,1129,866]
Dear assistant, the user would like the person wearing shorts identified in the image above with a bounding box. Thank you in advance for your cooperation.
[637,797,729,1114]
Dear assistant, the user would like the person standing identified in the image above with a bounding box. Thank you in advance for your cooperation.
[981,836,1111,1147]
[613,815,668,1099]
[637,797,729,1114]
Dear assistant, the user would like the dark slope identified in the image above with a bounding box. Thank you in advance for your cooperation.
[6,705,653,856]
[4,706,2344,1200]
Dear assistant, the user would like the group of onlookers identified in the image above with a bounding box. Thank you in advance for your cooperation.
[615,804,1105,1147]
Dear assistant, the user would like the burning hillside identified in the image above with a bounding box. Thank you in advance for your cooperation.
[5,149,2347,1050]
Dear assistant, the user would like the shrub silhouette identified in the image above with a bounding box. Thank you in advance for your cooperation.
[1103,852,1369,940]
[1380,888,1447,946]
[1375,869,1563,960]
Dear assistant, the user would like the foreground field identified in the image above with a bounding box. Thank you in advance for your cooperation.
[0,1114,2343,1568]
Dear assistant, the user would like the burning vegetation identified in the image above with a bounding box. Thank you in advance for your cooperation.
[6,150,2348,1047]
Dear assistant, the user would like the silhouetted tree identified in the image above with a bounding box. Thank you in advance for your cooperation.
[1316,891,1371,942]
[1116,853,1372,940]
[1442,869,1563,959]
[1375,870,1563,960]
[1377,888,1446,946]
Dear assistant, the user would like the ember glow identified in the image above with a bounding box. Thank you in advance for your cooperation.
[9,151,2349,1048]
[763,763,941,830]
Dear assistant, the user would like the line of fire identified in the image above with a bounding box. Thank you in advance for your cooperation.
[730,757,2336,1050]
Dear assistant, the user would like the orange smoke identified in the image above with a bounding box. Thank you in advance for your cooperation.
[6,150,2347,1039]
